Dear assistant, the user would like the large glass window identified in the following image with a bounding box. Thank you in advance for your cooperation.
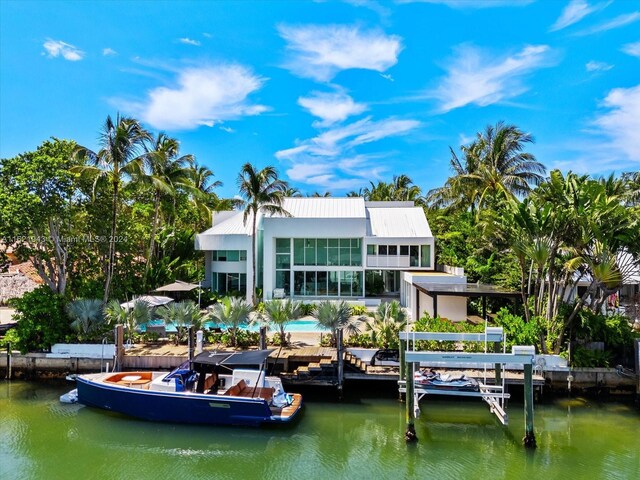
[293,238,362,267]
[212,273,247,295]
[400,245,409,256]
[421,245,431,267]
[410,245,419,267]
[328,272,339,295]
[367,244,376,255]
[276,238,290,253]
[293,239,304,265]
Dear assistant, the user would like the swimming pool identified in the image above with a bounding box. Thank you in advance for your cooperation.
[139,319,328,334]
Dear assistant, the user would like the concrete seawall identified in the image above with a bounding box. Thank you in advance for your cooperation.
[0,351,188,378]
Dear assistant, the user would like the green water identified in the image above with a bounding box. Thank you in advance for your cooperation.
[1,381,638,480]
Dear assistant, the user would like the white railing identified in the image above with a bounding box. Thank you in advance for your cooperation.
[367,255,414,268]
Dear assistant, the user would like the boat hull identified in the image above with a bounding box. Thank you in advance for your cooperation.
[76,376,301,427]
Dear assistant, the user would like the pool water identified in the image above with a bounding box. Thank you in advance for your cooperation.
[139,319,328,334]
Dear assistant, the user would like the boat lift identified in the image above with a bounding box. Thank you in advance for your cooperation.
[398,327,537,448]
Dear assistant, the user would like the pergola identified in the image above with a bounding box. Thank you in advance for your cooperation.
[412,282,521,321]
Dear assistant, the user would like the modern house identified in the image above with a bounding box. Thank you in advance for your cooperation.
[196,198,470,316]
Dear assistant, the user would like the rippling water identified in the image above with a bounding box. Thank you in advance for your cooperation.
[1,381,639,479]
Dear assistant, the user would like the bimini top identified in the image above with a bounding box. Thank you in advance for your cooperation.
[192,349,274,366]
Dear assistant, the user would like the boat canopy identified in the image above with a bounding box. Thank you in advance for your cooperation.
[192,349,274,367]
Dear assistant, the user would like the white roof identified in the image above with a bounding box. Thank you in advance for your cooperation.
[200,211,253,236]
[366,207,432,238]
[282,197,365,218]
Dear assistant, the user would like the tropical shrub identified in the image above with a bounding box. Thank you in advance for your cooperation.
[493,308,541,351]
[10,286,70,353]
[349,305,368,316]
[364,301,406,349]
[66,298,107,342]
[345,333,375,348]
[570,345,612,368]
[0,329,20,350]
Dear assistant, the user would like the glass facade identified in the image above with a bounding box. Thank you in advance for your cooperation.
[211,272,247,295]
[293,238,361,267]
[293,270,362,297]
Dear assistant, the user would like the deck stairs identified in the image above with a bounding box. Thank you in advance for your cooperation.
[284,351,367,383]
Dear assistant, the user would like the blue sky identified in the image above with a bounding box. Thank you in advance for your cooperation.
[1,0,638,197]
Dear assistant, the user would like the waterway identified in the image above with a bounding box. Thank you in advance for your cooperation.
[1,380,638,479]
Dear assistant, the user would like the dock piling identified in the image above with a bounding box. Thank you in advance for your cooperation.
[6,343,11,380]
[337,328,344,399]
[115,325,124,372]
[405,361,418,443]
[523,363,536,448]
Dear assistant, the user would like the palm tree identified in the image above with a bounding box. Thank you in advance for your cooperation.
[312,300,362,347]
[74,114,152,301]
[237,163,290,305]
[66,299,106,341]
[365,300,407,349]
[103,299,151,343]
[156,300,207,343]
[428,122,545,214]
[185,160,228,226]
[209,296,253,348]
[140,133,193,283]
[260,299,302,346]
[279,186,302,197]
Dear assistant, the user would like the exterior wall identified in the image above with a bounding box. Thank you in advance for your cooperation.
[418,291,467,322]
[196,234,253,298]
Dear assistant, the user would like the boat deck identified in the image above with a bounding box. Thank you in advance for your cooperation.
[270,394,303,419]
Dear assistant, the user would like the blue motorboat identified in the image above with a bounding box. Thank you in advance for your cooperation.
[73,350,302,427]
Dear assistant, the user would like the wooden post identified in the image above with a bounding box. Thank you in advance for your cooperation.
[482,296,487,321]
[523,363,536,448]
[115,325,124,372]
[405,361,417,443]
[433,295,438,318]
[259,326,267,350]
[494,342,502,385]
[337,328,344,399]
[399,339,406,401]
[188,326,195,362]
[6,343,11,380]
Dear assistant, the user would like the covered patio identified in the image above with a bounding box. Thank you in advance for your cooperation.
[412,281,521,322]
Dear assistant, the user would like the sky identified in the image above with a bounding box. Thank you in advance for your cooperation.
[1,0,639,198]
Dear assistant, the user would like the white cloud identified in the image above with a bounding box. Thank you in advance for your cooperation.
[575,11,640,36]
[591,84,640,164]
[380,73,394,81]
[276,116,419,188]
[430,44,555,112]
[621,41,640,57]
[396,0,534,8]
[586,60,613,71]
[121,64,268,130]
[298,90,367,126]
[278,24,402,81]
[178,37,201,46]
[219,126,235,133]
[102,48,117,56]
[549,0,600,32]
[42,39,84,61]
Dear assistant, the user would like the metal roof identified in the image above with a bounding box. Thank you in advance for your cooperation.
[366,206,432,238]
[282,197,366,218]
[413,282,520,298]
[199,211,253,236]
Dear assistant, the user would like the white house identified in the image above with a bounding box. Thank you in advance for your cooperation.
[196,198,458,309]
